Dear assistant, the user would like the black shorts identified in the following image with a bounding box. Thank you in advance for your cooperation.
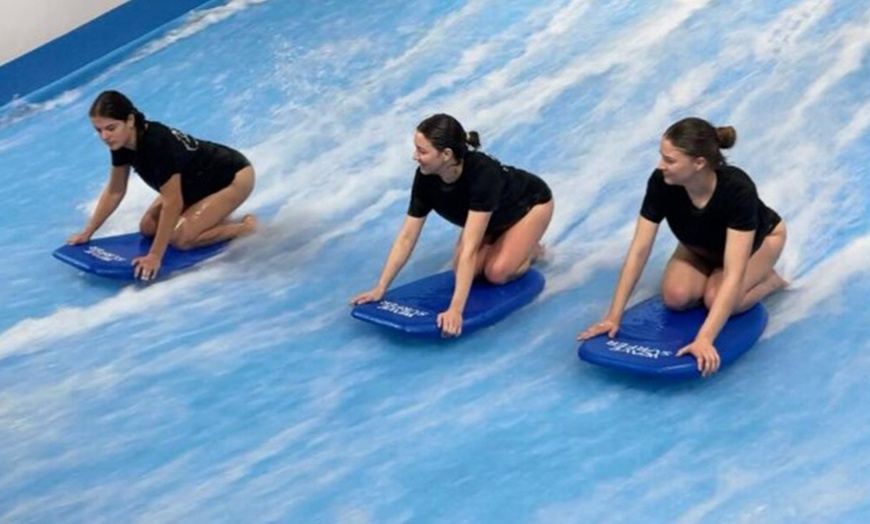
[182,146,252,206]
[688,211,784,268]
[484,175,553,243]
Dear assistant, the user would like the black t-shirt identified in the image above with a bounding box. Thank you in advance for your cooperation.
[111,121,247,205]
[407,151,551,234]
[640,165,781,264]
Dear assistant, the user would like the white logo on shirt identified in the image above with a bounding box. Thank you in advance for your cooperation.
[170,128,199,151]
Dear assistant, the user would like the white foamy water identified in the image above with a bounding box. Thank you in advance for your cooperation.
[1,1,868,522]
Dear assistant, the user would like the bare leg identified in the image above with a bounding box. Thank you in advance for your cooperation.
[171,166,256,250]
[481,199,554,284]
[139,196,163,237]
[452,232,492,276]
[661,244,712,310]
[739,271,788,308]
[704,221,787,311]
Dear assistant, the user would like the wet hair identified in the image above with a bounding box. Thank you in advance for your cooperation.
[89,90,146,136]
[416,113,480,162]
[663,117,736,168]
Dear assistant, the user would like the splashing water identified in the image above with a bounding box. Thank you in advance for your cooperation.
[1,1,869,522]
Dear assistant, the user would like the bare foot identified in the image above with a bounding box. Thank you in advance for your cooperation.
[770,271,788,291]
[531,243,547,265]
[743,270,789,307]
[240,214,258,235]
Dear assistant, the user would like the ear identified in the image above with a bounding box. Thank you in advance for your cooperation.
[441,147,456,162]
[693,156,708,171]
[126,113,136,128]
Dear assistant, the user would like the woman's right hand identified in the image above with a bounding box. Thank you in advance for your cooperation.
[350,287,385,306]
[577,318,619,341]
[67,231,92,245]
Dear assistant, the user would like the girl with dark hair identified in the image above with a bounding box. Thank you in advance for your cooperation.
[577,117,787,376]
[351,113,554,337]
[68,90,256,281]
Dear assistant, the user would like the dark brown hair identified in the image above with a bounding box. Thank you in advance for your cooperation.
[416,113,480,161]
[89,90,146,135]
[664,117,736,168]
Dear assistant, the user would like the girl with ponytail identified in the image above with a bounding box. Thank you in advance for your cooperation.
[578,117,786,377]
[68,90,256,281]
[351,113,554,337]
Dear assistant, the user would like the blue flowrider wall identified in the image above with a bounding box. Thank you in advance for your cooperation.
[0,0,214,106]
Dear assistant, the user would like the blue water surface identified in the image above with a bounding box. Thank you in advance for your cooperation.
[1,0,869,522]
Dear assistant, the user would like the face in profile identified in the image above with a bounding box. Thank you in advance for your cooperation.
[412,131,454,176]
[657,138,704,185]
[91,115,135,151]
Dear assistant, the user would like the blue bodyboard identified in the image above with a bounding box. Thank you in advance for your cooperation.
[52,233,229,280]
[351,269,545,338]
[578,296,768,378]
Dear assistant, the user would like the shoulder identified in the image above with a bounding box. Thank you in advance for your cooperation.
[719,164,753,183]
[144,120,170,136]
[466,152,512,183]
[145,121,193,141]
[139,121,171,145]
[144,121,200,152]
[410,167,432,190]
[718,165,757,192]
[466,151,501,170]
[642,169,673,202]
[645,168,666,188]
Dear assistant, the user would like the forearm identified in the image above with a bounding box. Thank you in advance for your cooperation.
[83,190,124,236]
[697,274,742,342]
[375,236,416,292]
[448,250,476,313]
[699,229,754,343]
[606,217,657,322]
[607,247,650,321]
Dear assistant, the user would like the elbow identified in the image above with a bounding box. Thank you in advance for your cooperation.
[163,196,185,217]
[627,245,652,268]
[107,188,126,203]
[395,234,418,256]
[634,247,652,263]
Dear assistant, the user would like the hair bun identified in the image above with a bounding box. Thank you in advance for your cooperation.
[466,130,481,150]
[716,126,737,149]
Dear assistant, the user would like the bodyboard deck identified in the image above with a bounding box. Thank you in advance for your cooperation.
[578,296,768,378]
[53,233,229,280]
[351,269,545,338]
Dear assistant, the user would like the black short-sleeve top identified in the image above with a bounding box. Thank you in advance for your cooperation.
[407,151,552,234]
[111,121,249,205]
[640,165,781,264]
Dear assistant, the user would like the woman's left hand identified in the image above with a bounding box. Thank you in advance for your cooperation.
[437,308,464,338]
[132,253,162,281]
[676,338,721,377]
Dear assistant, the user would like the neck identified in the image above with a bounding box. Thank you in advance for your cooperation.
[438,159,463,184]
[683,167,717,204]
[125,123,142,150]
